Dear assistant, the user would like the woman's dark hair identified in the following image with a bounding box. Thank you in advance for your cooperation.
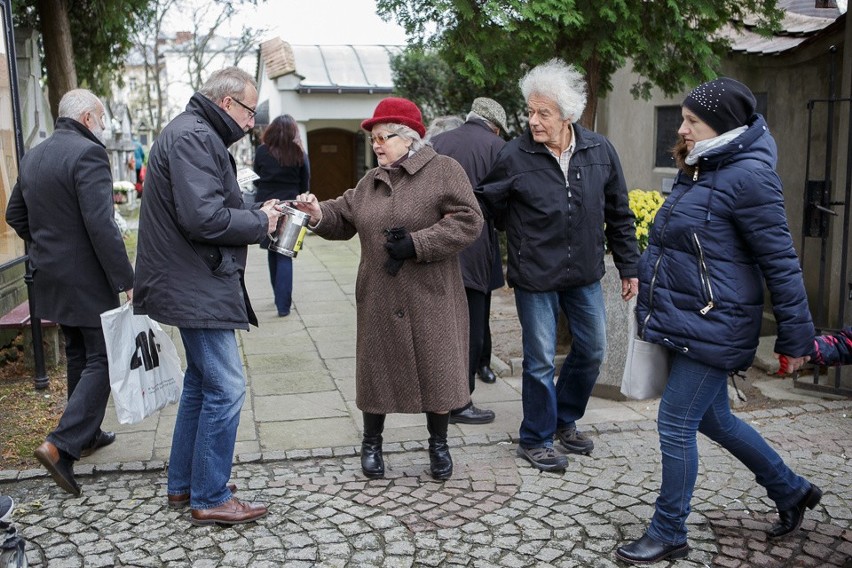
[262,114,304,167]
[671,137,695,177]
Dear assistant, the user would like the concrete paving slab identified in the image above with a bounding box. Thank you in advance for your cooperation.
[334,376,357,402]
[239,332,315,355]
[250,370,335,396]
[257,417,360,450]
[254,391,350,422]
[244,351,327,375]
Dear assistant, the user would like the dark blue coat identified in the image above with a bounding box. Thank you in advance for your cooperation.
[476,125,638,291]
[636,115,814,371]
[252,144,310,203]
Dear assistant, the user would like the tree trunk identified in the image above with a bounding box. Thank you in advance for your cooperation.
[36,0,77,120]
[580,54,600,129]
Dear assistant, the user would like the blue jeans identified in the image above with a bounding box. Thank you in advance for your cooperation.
[647,353,810,545]
[268,250,293,316]
[168,328,246,509]
[514,283,606,448]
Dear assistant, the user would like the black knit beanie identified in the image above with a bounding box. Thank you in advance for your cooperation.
[682,77,756,135]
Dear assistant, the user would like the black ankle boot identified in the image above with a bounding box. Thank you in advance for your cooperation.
[361,412,385,478]
[615,534,689,564]
[425,412,452,480]
[768,483,823,539]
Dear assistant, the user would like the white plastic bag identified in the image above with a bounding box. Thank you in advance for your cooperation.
[101,303,183,424]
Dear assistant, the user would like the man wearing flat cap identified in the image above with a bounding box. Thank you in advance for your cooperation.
[431,97,508,425]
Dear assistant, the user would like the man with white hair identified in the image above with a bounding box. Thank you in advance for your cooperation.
[476,59,639,471]
[7,88,135,495]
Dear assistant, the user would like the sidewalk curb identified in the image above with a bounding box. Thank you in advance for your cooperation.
[4,399,848,485]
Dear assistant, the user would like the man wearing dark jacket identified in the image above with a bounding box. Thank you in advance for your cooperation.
[477,60,640,472]
[431,97,507,425]
[7,89,135,495]
[134,67,281,525]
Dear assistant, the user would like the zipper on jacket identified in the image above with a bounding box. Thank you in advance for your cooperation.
[692,233,715,315]
[662,338,689,353]
[692,164,699,181]
[641,184,690,336]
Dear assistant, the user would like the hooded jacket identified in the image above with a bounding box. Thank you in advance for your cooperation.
[476,124,639,291]
[636,114,814,371]
[133,93,268,329]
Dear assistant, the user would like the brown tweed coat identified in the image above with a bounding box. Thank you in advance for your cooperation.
[314,146,483,414]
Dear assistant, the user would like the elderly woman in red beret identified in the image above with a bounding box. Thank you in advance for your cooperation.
[293,97,483,481]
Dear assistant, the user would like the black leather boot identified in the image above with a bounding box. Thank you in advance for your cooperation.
[768,483,823,539]
[361,412,385,479]
[425,412,453,480]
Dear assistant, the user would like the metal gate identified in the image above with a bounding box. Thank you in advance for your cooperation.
[798,45,852,397]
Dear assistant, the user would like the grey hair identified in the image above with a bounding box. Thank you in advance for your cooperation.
[519,58,587,121]
[58,89,103,120]
[424,115,464,141]
[199,67,257,103]
[382,123,425,152]
[465,111,498,132]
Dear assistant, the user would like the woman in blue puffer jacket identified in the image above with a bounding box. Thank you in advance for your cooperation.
[616,78,819,565]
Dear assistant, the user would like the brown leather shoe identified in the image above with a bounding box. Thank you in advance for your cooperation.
[80,431,116,458]
[189,497,267,526]
[167,483,237,508]
[34,441,81,496]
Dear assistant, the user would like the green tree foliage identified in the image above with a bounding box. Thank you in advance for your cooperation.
[378,0,783,127]
[391,48,527,134]
[14,0,155,116]
[69,0,156,95]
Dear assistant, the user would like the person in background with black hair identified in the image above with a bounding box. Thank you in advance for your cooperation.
[253,114,311,317]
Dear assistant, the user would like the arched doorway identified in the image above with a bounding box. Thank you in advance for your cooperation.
[307,129,357,201]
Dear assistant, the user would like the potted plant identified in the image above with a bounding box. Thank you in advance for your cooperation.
[113,180,134,205]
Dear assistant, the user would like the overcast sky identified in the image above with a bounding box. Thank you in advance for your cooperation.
[223,0,409,45]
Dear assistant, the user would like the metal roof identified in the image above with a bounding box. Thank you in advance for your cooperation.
[725,1,843,55]
[261,40,402,94]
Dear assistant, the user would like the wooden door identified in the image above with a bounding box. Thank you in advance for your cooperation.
[307,129,356,201]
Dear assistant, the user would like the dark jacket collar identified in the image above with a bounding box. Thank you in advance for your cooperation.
[465,116,496,134]
[186,92,247,147]
[517,123,598,155]
[55,117,105,148]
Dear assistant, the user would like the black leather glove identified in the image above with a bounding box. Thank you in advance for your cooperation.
[384,228,416,260]
[384,256,404,276]
[383,227,414,276]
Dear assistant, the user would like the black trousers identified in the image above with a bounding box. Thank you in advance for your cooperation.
[465,287,493,395]
[49,325,110,460]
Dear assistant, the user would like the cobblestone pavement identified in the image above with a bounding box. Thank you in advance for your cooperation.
[3,401,850,567]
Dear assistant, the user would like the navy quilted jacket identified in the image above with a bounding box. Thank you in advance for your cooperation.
[636,114,814,371]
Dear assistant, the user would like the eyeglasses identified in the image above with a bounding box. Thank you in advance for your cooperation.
[231,97,256,119]
[369,133,399,145]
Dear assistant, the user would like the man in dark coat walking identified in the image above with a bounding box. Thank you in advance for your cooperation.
[134,67,281,526]
[7,89,135,496]
[431,97,507,425]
